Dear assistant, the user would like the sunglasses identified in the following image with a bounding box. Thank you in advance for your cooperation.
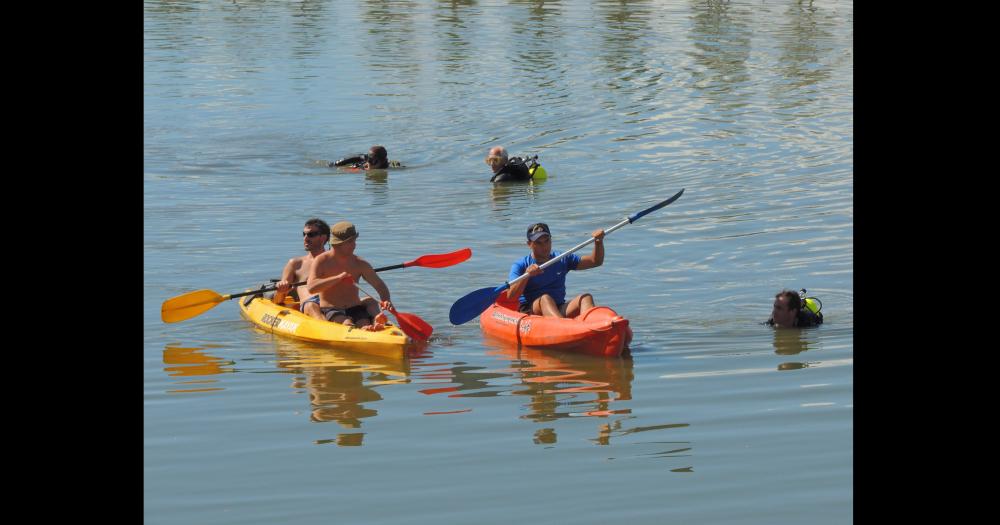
[303,231,325,238]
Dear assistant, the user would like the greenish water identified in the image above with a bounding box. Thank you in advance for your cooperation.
[145,1,853,523]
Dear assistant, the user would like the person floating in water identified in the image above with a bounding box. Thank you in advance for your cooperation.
[486,146,547,182]
[766,289,823,328]
[486,146,531,182]
[330,145,401,169]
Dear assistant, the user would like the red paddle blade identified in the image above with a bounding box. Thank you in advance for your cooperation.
[406,248,472,269]
[387,307,434,341]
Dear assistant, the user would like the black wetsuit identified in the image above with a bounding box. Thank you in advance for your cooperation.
[330,155,397,169]
[765,310,824,327]
[330,153,368,168]
[330,155,367,168]
[490,158,531,182]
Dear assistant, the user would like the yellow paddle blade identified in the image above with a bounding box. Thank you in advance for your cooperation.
[161,289,228,323]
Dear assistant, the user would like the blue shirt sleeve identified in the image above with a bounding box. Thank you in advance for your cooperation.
[566,253,581,271]
[509,257,528,282]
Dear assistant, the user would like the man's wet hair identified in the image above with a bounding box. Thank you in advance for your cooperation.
[368,145,388,168]
[775,290,801,311]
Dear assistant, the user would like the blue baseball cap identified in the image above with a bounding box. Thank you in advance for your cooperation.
[526,222,551,241]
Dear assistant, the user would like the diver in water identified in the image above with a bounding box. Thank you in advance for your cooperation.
[766,289,824,328]
[486,146,547,182]
[330,145,401,169]
[486,146,531,182]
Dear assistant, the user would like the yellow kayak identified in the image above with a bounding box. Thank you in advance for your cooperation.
[238,295,414,359]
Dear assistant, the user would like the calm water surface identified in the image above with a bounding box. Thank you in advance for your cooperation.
[144,1,853,523]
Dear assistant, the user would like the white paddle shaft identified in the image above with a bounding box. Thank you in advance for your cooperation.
[506,216,631,288]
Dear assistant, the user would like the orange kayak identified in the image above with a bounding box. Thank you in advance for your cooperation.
[479,298,632,357]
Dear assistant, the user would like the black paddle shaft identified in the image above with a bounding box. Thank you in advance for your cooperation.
[255,262,407,299]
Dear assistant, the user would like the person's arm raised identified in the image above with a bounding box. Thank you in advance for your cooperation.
[576,229,605,270]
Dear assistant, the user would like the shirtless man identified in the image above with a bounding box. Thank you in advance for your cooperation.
[306,221,391,330]
[272,218,330,319]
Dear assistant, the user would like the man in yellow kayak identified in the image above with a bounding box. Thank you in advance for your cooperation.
[306,221,391,330]
[272,218,331,319]
[506,222,606,318]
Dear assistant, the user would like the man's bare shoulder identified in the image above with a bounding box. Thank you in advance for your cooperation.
[349,256,376,274]
[311,250,339,273]
[313,250,334,263]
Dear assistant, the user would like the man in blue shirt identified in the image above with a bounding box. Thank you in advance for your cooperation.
[505,222,606,318]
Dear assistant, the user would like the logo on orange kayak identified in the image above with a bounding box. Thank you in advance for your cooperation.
[492,311,519,325]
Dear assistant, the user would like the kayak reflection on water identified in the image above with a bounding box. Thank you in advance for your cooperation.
[271,340,421,446]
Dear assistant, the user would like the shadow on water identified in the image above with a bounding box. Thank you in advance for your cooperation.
[596,0,654,81]
[771,0,836,108]
[425,1,489,150]
[363,168,390,204]
[685,0,753,134]
[163,326,697,455]
[321,165,393,204]
[487,340,635,416]
[415,338,643,445]
[595,0,672,155]
[489,178,546,216]
[432,0,477,75]
[289,1,330,53]
[772,326,812,356]
[414,359,511,399]
[508,0,565,81]
[145,0,198,16]
[359,1,420,86]
[157,278,698,458]
[772,325,821,371]
[162,344,236,394]
[481,339,692,460]
[268,338,429,446]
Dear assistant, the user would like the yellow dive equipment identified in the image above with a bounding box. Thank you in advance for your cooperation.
[798,289,823,314]
[525,155,547,181]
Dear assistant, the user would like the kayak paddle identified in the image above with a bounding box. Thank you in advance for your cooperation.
[161,289,254,325]
[373,247,471,271]
[161,247,471,323]
[448,188,685,325]
[353,281,434,342]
